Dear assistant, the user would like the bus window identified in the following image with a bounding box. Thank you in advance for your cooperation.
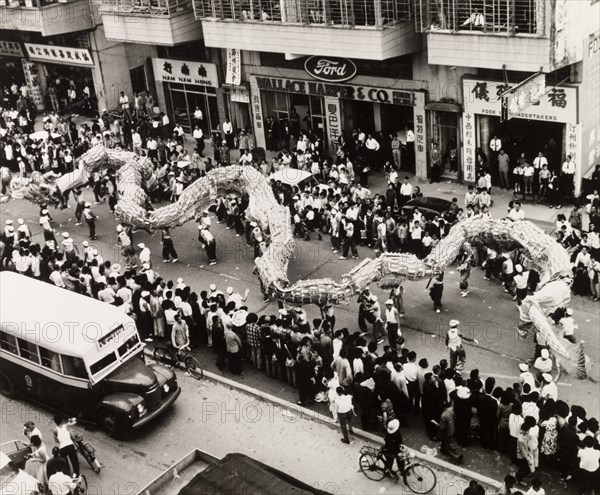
[0,331,19,355]
[17,339,40,364]
[61,355,88,379]
[117,335,140,358]
[89,352,117,376]
[40,348,62,374]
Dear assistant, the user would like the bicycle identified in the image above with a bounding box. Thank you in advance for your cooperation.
[153,344,203,380]
[71,431,103,473]
[71,473,88,495]
[359,445,437,494]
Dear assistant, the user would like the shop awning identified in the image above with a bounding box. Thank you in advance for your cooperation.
[425,101,462,113]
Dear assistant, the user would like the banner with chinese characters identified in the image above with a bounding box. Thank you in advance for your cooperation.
[463,79,577,124]
[230,86,249,104]
[566,123,582,193]
[324,96,341,153]
[0,40,23,58]
[462,113,476,182]
[22,60,44,111]
[152,58,219,88]
[24,43,93,67]
[412,92,427,180]
[249,79,265,148]
[225,48,242,86]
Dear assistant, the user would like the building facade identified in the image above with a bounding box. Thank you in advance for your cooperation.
[2,0,599,192]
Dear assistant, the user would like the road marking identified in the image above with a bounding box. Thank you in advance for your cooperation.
[220,273,241,281]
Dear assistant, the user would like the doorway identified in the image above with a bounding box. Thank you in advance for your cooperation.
[430,110,460,180]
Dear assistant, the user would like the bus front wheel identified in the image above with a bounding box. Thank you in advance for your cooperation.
[97,409,120,437]
[0,371,16,399]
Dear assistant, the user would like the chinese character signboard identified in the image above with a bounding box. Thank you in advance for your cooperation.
[22,60,44,111]
[505,73,546,119]
[225,48,242,86]
[462,113,476,182]
[463,79,577,123]
[324,96,341,153]
[24,43,94,67]
[412,92,427,179]
[249,79,265,148]
[0,40,23,58]
[152,58,219,87]
[230,86,249,104]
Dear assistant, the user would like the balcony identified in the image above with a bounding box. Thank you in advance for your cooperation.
[193,0,421,60]
[0,0,95,36]
[414,0,551,71]
[99,0,202,45]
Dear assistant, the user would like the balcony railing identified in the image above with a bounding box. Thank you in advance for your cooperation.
[193,0,411,28]
[414,0,544,36]
[99,0,191,15]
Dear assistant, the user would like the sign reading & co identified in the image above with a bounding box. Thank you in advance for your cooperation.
[255,76,415,106]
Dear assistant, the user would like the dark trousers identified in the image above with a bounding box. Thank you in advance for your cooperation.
[86,219,96,238]
[60,444,79,476]
[342,237,358,258]
[162,239,178,260]
[407,380,421,412]
[228,350,242,374]
[205,240,217,262]
[386,322,398,350]
[338,411,353,441]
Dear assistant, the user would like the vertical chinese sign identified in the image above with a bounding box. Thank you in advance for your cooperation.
[412,92,427,179]
[22,60,44,111]
[225,48,242,86]
[566,123,582,194]
[324,96,340,155]
[249,78,265,148]
[462,113,476,182]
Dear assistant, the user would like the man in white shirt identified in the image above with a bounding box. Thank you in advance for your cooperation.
[333,386,354,444]
[561,155,576,198]
[399,177,413,205]
[226,286,249,309]
[48,466,77,495]
[138,243,151,266]
[131,130,142,155]
[508,201,525,221]
[193,126,204,156]
[540,373,558,401]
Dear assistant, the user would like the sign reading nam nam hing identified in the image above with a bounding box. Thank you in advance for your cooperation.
[304,56,357,83]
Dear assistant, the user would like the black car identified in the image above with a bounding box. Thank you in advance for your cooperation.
[401,196,453,221]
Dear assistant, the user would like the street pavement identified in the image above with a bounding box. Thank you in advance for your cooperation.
[0,373,477,495]
[1,130,598,493]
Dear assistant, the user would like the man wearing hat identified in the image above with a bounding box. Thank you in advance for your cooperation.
[160,228,178,263]
[446,320,478,372]
[541,373,558,401]
[4,219,14,239]
[138,243,151,267]
[82,203,97,240]
[39,209,56,243]
[518,363,537,391]
[60,232,78,263]
[513,264,529,305]
[226,287,249,309]
[198,225,217,265]
[534,349,552,379]
[16,218,31,239]
[117,225,137,269]
[200,210,211,230]
[561,308,576,343]
[382,419,404,478]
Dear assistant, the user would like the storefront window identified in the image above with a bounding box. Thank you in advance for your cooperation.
[261,90,327,140]
[164,82,219,135]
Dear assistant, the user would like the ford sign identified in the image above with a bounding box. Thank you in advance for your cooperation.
[304,56,357,83]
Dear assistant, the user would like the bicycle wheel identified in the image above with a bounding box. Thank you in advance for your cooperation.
[154,345,176,367]
[75,474,88,495]
[77,443,96,472]
[403,463,437,494]
[184,355,204,380]
[359,453,386,481]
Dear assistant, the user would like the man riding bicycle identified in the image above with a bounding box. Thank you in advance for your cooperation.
[382,419,405,479]
[171,313,190,359]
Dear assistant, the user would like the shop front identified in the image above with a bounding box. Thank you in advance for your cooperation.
[0,41,26,89]
[248,72,427,178]
[426,101,462,181]
[152,58,221,136]
[462,77,580,189]
[21,42,97,115]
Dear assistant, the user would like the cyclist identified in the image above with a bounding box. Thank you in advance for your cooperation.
[47,464,78,495]
[171,312,190,359]
[382,419,404,479]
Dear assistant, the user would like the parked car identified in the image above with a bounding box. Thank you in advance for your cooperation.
[401,196,453,220]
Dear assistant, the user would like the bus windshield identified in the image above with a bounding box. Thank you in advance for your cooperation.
[89,352,118,376]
